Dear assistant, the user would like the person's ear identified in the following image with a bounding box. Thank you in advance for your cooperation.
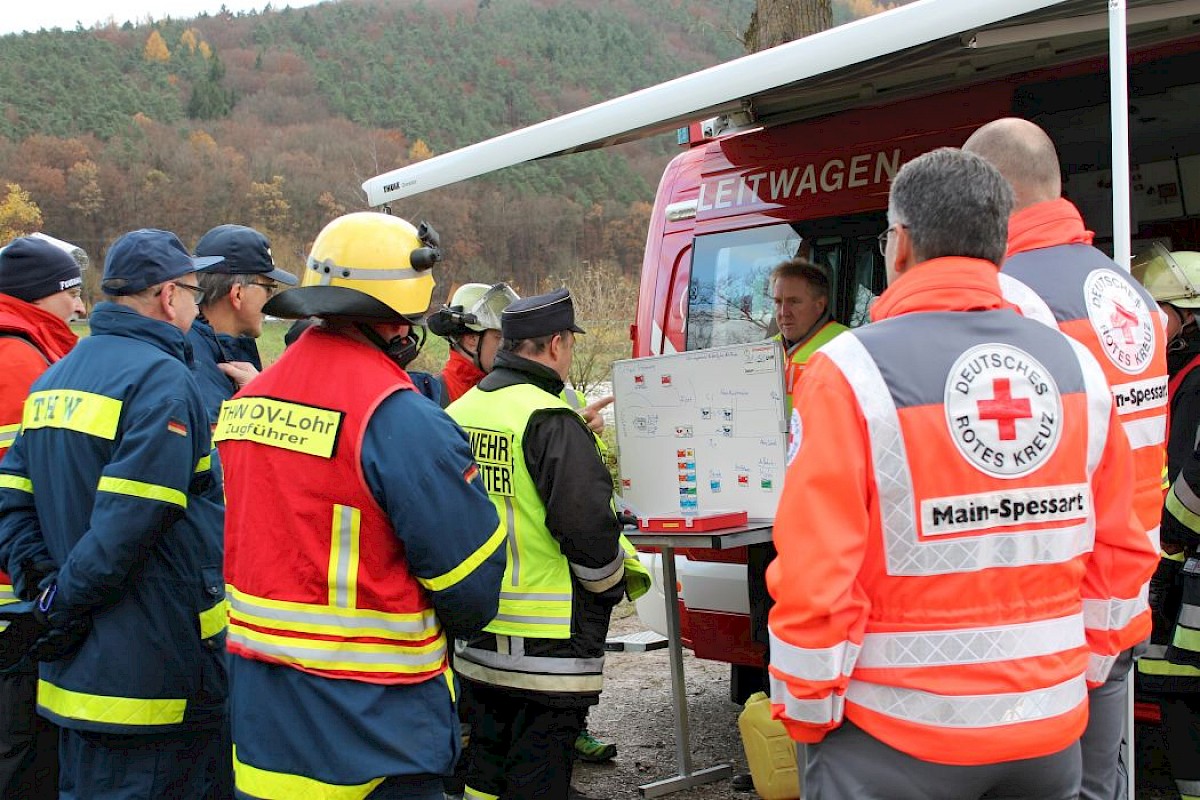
[160,283,179,322]
[892,224,918,275]
[229,282,245,311]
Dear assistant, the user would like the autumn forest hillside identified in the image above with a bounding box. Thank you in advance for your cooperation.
[0,0,898,297]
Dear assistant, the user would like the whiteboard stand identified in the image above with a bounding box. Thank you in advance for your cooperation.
[624,524,774,798]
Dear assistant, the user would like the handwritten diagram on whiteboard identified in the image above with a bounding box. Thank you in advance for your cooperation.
[612,340,787,521]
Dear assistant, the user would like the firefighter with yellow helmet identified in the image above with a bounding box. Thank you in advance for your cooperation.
[214,212,506,799]
[1132,243,1200,800]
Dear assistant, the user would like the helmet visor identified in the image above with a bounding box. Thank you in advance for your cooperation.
[468,283,520,331]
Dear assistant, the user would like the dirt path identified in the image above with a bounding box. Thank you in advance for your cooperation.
[573,604,750,800]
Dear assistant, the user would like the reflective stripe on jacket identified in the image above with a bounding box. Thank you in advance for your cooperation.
[447,377,624,695]
[768,257,1157,766]
[1001,199,1168,553]
[0,302,224,734]
[1161,476,1200,671]
[448,383,578,640]
[217,327,449,685]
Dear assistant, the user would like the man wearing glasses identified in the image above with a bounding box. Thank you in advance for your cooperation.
[0,229,233,797]
[189,224,299,421]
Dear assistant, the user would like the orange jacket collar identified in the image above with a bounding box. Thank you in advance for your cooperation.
[1006,198,1094,257]
[870,257,1005,322]
[441,347,485,402]
[0,293,77,361]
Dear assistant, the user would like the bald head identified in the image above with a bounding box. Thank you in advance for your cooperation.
[962,118,1061,212]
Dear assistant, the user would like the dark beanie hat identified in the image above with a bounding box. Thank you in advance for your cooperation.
[0,236,83,303]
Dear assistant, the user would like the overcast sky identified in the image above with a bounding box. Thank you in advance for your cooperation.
[0,1,326,35]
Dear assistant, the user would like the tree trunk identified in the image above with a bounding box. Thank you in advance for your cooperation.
[744,0,833,53]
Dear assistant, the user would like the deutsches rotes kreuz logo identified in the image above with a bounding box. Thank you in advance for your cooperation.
[786,408,802,466]
[945,343,1063,478]
[1085,269,1155,374]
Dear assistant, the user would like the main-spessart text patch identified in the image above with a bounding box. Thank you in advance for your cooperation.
[944,344,1063,478]
[1084,269,1156,375]
[921,484,1090,536]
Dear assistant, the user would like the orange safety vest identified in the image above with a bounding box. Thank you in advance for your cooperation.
[1002,198,1169,549]
[216,328,447,685]
[768,258,1157,766]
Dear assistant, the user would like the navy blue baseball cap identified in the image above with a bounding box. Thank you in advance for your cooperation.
[101,229,224,296]
[500,288,586,340]
[194,224,298,286]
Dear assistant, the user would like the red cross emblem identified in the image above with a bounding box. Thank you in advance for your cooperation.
[1110,301,1140,345]
[976,378,1033,440]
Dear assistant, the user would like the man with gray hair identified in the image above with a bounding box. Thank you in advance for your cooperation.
[965,118,1167,800]
[189,224,298,421]
[767,148,1155,799]
[0,229,230,797]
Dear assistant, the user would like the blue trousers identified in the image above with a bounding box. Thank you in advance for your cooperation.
[233,775,443,800]
[58,726,226,800]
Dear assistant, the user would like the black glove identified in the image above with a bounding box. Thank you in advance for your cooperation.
[18,558,57,601]
[0,605,45,671]
[618,512,639,529]
[30,584,90,663]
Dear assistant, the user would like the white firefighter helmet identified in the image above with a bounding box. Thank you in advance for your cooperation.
[1133,242,1200,309]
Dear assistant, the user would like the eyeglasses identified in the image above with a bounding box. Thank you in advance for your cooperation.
[173,282,206,305]
[250,281,279,297]
[876,224,908,256]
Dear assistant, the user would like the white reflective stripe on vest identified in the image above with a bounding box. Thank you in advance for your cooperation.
[1062,337,1113,476]
[770,674,844,725]
[228,589,440,639]
[1121,416,1166,449]
[226,629,446,669]
[329,504,361,609]
[769,631,859,682]
[1087,652,1117,683]
[856,614,1085,669]
[1180,602,1200,629]
[845,674,1087,728]
[1082,586,1149,631]
[1174,475,1200,517]
[0,424,18,448]
[822,335,1099,577]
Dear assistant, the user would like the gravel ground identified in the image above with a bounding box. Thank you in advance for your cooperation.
[574,604,1181,800]
[573,603,746,800]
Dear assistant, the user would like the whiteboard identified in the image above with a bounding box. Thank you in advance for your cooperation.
[612,340,788,521]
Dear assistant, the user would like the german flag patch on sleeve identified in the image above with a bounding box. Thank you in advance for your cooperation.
[167,418,189,437]
[463,464,479,484]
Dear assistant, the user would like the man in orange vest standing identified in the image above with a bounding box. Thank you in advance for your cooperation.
[767,147,1157,799]
[771,259,848,417]
[965,118,1169,800]
[734,258,850,792]
[215,212,506,799]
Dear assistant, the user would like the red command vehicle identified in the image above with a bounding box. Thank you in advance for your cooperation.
[634,37,1200,701]
[363,0,1200,709]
